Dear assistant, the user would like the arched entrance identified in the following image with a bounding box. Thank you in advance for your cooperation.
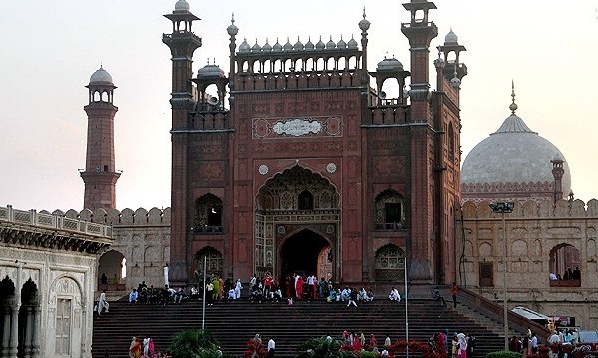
[280,229,330,278]
[98,250,125,290]
[255,165,340,279]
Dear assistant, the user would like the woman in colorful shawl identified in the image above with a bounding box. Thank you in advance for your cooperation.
[129,337,142,358]
[295,275,304,300]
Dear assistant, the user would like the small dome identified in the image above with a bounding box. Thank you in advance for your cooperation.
[239,38,250,53]
[227,15,239,37]
[359,9,371,32]
[444,29,458,44]
[293,38,304,51]
[251,40,262,52]
[197,64,226,79]
[262,39,272,52]
[174,0,190,12]
[376,58,403,72]
[337,37,347,49]
[304,37,315,50]
[89,66,113,85]
[315,36,325,50]
[283,37,293,51]
[326,36,336,49]
[272,38,283,52]
[347,35,358,49]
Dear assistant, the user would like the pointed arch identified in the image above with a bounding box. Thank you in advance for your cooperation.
[374,189,406,230]
[375,244,406,282]
[193,193,223,233]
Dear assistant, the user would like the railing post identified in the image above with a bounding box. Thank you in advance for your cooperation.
[7,205,13,222]
[30,209,36,225]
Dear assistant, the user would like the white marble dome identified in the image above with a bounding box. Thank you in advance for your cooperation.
[461,113,572,196]
[89,67,113,85]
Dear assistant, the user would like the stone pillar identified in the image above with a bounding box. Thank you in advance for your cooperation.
[23,306,33,358]
[8,304,19,358]
[31,306,40,358]
[1,306,11,356]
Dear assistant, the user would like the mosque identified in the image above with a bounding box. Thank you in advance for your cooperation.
[1,0,597,355]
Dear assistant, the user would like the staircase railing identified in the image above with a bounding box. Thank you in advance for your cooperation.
[458,286,551,342]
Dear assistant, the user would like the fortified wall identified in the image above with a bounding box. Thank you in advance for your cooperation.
[54,207,172,293]
[457,199,598,329]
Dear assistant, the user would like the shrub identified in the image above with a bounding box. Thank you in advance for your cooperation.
[169,329,224,358]
[486,351,523,358]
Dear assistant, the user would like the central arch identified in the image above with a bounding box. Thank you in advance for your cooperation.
[255,165,340,279]
[280,229,330,278]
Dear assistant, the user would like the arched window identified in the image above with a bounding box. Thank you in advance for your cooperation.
[375,244,405,282]
[374,190,405,230]
[549,244,581,287]
[298,190,314,210]
[194,247,223,282]
[194,194,223,234]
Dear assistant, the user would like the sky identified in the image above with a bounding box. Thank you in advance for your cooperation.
[1,0,597,212]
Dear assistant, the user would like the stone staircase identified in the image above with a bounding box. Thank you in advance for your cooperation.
[92,298,510,357]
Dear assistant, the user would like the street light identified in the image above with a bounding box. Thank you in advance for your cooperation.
[489,201,514,351]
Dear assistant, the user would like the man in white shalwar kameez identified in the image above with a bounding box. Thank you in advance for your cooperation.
[98,290,109,315]
[388,287,401,302]
[235,279,243,299]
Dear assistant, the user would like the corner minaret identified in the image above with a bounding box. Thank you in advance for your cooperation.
[163,0,202,284]
[81,66,120,210]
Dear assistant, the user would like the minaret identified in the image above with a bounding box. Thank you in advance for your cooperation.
[81,66,120,210]
[401,0,438,282]
[551,154,565,202]
[163,0,202,284]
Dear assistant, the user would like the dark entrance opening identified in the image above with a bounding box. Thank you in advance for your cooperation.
[280,229,330,279]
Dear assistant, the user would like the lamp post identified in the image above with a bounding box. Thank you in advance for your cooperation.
[489,201,514,351]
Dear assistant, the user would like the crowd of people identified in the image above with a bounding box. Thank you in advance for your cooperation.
[549,266,582,281]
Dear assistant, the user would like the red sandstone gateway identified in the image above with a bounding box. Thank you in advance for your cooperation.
[162,0,466,288]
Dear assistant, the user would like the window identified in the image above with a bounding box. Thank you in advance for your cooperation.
[55,299,71,355]
[385,203,401,223]
[103,165,109,172]
[194,194,223,233]
[479,262,493,287]
[375,190,405,230]
[298,190,314,210]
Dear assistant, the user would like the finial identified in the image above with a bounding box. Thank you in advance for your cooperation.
[231,13,235,24]
[509,80,518,114]
[363,7,366,19]
[206,58,209,65]
[213,58,216,65]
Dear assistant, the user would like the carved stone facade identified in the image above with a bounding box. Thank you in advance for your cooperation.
[0,205,112,358]
[457,199,598,329]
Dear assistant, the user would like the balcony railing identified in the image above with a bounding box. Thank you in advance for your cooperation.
[374,222,407,231]
[191,225,224,234]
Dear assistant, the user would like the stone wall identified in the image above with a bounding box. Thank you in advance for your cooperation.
[457,198,598,329]
[57,207,172,293]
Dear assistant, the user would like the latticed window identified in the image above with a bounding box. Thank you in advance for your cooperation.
[375,190,405,230]
[194,247,223,281]
[194,194,223,233]
[375,244,405,282]
[55,298,71,355]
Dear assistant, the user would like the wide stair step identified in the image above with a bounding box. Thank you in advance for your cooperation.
[92,299,506,357]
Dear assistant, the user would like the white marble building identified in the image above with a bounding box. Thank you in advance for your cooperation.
[0,205,113,358]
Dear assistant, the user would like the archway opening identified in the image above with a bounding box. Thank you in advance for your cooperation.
[18,279,38,357]
[549,243,581,287]
[98,250,125,290]
[194,247,223,284]
[281,229,330,279]
[0,276,15,354]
